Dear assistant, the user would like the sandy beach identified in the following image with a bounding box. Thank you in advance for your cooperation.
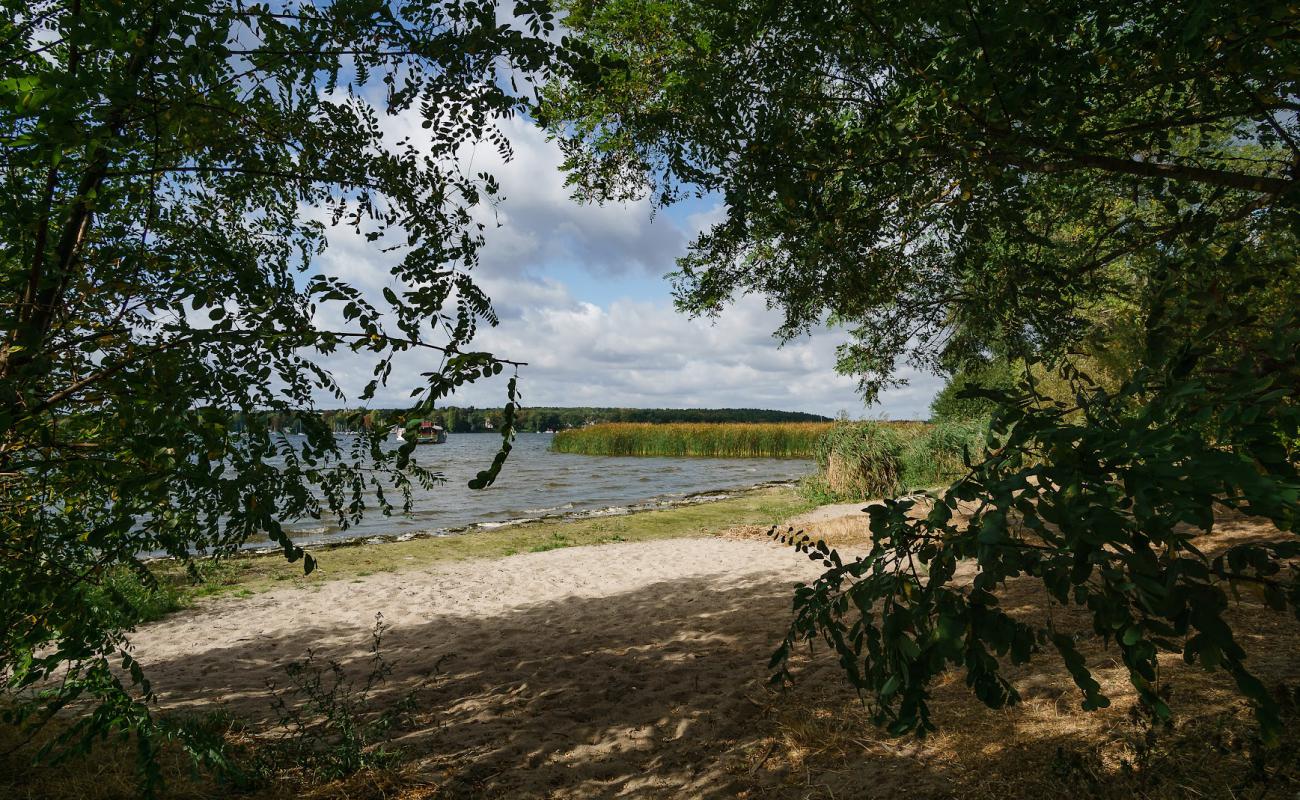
[99,497,1300,800]
[128,533,841,798]
[7,494,1297,800]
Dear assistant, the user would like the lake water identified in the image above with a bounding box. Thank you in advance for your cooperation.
[273,432,813,549]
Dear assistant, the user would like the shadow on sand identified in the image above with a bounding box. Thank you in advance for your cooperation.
[138,566,957,798]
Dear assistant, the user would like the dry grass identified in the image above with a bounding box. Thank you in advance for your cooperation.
[0,719,426,800]
[732,508,1300,799]
[745,608,1300,799]
[722,514,882,554]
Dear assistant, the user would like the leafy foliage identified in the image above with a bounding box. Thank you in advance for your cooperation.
[928,360,1018,424]
[82,567,188,629]
[0,0,560,782]
[257,613,420,782]
[549,0,1300,394]
[773,280,1300,743]
[553,0,1300,742]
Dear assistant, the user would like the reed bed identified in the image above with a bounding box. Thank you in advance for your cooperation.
[550,422,834,458]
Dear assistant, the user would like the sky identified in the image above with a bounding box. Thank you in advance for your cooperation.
[313,114,943,420]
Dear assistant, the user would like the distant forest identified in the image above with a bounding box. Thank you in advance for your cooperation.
[258,407,831,435]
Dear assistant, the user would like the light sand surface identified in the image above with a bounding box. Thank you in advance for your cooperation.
[784,501,876,526]
[129,537,832,798]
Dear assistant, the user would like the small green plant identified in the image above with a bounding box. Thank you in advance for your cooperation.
[157,709,252,789]
[530,532,574,553]
[84,568,187,628]
[262,613,417,781]
[170,613,427,790]
[1120,684,1176,781]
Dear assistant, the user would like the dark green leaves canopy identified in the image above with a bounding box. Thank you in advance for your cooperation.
[552,0,1300,742]
[550,0,1300,395]
[1,0,554,773]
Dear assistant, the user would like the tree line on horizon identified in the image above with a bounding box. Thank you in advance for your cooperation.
[264,406,832,435]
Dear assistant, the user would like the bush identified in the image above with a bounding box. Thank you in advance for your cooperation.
[899,418,989,490]
[801,420,985,502]
[804,422,910,501]
[929,360,1019,424]
[164,613,424,791]
[774,300,1300,745]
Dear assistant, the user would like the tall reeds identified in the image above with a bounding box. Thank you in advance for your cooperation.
[550,422,834,458]
[802,419,987,501]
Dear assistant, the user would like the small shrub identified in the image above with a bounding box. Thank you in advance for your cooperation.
[168,613,427,791]
[899,417,989,489]
[262,613,416,781]
[802,420,982,502]
[158,709,251,789]
[805,422,915,501]
[929,359,1019,423]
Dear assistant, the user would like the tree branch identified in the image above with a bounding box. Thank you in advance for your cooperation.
[1028,150,1295,195]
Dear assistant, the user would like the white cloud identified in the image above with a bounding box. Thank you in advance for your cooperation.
[461,288,940,418]
[301,111,941,419]
[475,119,685,278]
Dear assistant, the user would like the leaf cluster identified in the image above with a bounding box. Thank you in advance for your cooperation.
[772,270,1300,743]
[554,0,1300,741]
[1,0,561,787]
[549,0,1300,396]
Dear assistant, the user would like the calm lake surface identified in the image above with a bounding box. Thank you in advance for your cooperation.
[273,432,813,549]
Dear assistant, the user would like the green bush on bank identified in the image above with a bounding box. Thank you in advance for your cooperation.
[802,422,912,502]
[802,419,988,502]
[900,417,990,489]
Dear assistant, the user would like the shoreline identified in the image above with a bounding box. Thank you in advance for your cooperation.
[119,533,839,799]
[152,484,817,602]
[254,478,805,556]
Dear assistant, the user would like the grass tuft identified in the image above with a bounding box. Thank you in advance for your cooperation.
[899,417,989,490]
[83,567,188,627]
